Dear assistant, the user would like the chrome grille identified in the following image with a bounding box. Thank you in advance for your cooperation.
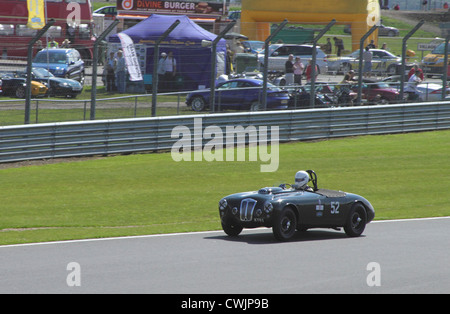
[240,198,257,221]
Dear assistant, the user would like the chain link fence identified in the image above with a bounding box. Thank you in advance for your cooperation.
[1,18,449,127]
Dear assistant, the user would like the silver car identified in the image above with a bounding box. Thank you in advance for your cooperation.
[257,44,328,74]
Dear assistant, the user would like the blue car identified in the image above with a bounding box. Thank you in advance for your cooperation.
[242,40,264,54]
[186,78,290,112]
[33,48,85,84]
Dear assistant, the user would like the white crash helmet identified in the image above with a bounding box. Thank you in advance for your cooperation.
[294,170,310,189]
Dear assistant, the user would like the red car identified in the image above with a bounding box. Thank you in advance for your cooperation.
[352,79,401,104]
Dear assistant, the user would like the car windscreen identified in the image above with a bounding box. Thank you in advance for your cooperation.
[32,67,54,78]
[431,43,450,55]
[34,52,67,64]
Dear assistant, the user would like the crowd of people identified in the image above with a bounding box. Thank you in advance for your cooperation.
[104,50,127,93]
[103,49,178,94]
[157,51,177,92]
[284,55,319,86]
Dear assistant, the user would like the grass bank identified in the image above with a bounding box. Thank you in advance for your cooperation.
[0,130,449,245]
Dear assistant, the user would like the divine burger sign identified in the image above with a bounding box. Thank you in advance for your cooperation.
[118,0,226,15]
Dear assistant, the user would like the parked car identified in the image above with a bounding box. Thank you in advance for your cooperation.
[242,40,264,54]
[352,79,401,104]
[227,10,241,21]
[186,78,290,111]
[382,76,450,101]
[414,83,450,102]
[93,5,117,16]
[0,72,47,98]
[257,44,328,74]
[16,67,83,98]
[420,42,450,78]
[344,24,399,37]
[328,49,404,75]
[33,48,85,84]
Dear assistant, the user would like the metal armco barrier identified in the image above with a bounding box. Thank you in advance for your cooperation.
[1,102,450,164]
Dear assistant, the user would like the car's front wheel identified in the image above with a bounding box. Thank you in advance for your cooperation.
[221,219,243,237]
[190,96,206,111]
[344,203,367,237]
[273,207,297,241]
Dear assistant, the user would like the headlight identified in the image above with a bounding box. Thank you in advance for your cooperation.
[264,201,273,213]
[219,198,228,210]
[54,68,65,75]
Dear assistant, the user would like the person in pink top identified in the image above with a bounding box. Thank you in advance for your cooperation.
[293,57,304,86]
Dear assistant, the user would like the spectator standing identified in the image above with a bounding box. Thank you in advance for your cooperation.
[362,47,373,78]
[305,60,318,83]
[157,52,167,91]
[408,64,424,81]
[405,68,422,100]
[115,50,126,93]
[60,39,70,48]
[284,54,294,86]
[333,37,345,56]
[48,36,59,48]
[106,51,116,92]
[293,56,304,85]
[323,38,332,55]
[367,40,376,49]
[164,51,177,92]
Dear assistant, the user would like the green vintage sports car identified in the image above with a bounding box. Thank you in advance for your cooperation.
[218,170,375,241]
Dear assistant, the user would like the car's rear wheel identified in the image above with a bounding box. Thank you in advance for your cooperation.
[344,203,367,237]
[221,219,243,237]
[387,64,397,75]
[190,96,206,111]
[273,207,297,241]
[250,102,260,111]
[16,86,26,98]
[341,63,352,73]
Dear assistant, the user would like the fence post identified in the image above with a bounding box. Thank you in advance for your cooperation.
[356,24,378,105]
[310,19,335,108]
[209,21,235,113]
[262,19,288,110]
[442,36,449,100]
[90,19,120,120]
[25,19,55,124]
[151,20,180,117]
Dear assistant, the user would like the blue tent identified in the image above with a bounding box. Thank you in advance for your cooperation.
[108,14,227,91]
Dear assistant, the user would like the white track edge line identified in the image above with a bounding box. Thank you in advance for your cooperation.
[1,216,450,248]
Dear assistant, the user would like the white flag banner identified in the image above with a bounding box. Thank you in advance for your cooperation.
[117,33,143,81]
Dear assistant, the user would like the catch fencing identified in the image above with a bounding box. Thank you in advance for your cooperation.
[1,101,450,164]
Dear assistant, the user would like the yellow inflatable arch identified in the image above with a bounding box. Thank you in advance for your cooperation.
[241,0,380,52]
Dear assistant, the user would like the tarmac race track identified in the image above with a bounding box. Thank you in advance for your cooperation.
[1,217,450,294]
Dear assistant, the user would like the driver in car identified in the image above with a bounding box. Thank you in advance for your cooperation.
[293,170,314,192]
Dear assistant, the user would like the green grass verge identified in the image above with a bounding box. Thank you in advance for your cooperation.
[1,130,449,245]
